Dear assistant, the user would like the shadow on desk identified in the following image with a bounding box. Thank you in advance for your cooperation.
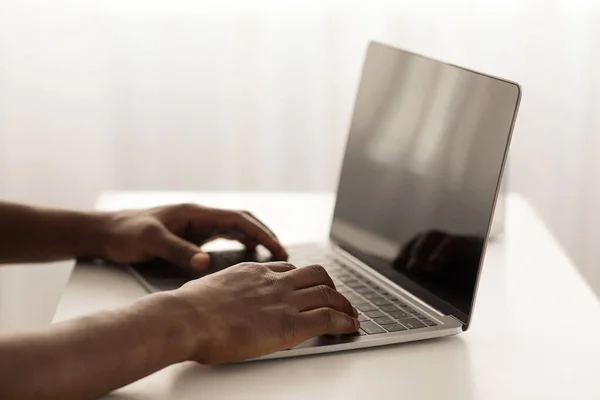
[166,337,472,400]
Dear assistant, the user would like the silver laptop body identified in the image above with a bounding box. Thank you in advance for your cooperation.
[129,41,521,360]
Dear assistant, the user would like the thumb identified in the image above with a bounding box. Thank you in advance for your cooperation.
[156,229,211,271]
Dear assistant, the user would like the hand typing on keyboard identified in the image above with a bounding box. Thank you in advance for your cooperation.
[175,262,359,363]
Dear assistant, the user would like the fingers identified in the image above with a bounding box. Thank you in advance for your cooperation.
[154,228,211,271]
[291,285,356,317]
[295,308,359,338]
[184,207,288,260]
[224,211,288,260]
[284,264,336,290]
[241,211,278,239]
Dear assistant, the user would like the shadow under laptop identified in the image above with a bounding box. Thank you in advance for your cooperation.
[169,336,473,400]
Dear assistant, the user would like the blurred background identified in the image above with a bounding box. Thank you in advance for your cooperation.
[0,0,599,295]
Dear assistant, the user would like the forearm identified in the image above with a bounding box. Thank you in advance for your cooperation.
[0,292,200,400]
[0,201,107,263]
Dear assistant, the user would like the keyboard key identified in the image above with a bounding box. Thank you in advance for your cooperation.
[403,306,416,313]
[371,298,391,306]
[358,314,370,322]
[356,303,378,312]
[400,318,427,330]
[365,310,386,318]
[355,286,372,294]
[422,319,437,327]
[345,294,363,302]
[417,315,428,320]
[373,316,396,325]
[390,298,407,307]
[388,310,411,320]
[361,293,379,301]
[346,281,364,289]
[372,287,387,295]
[359,321,386,335]
[384,323,408,332]
[380,304,400,313]
[363,292,381,300]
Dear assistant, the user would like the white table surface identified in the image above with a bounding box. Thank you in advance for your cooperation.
[49,191,600,400]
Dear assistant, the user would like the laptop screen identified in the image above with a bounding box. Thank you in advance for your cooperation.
[330,42,520,326]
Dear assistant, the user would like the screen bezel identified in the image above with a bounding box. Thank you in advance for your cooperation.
[329,41,522,330]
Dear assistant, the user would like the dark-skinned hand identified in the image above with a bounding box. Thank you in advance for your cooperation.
[172,261,359,364]
[98,203,287,271]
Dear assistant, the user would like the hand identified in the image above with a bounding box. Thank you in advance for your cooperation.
[173,262,359,364]
[100,204,287,271]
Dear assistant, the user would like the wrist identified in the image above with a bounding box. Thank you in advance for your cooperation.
[147,291,209,363]
[72,211,113,259]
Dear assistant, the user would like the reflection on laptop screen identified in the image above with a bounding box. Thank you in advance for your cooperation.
[330,42,520,324]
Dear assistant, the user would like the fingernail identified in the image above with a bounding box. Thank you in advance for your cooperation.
[190,253,210,270]
[352,307,358,317]
[354,318,360,330]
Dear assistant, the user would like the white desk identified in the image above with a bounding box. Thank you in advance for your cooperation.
[51,192,600,400]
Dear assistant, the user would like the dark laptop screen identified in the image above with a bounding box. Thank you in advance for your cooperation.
[330,42,520,326]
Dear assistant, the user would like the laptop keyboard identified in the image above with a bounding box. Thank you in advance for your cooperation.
[131,245,439,335]
[288,246,438,335]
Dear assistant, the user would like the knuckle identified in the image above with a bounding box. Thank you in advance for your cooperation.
[279,262,295,270]
[177,203,198,214]
[255,264,281,283]
[233,210,247,219]
[308,264,328,278]
[241,262,268,274]
[320,308,336,328]
[317,285,335,304]
[168,203,200,221]
[222,210,241,224]
[140,221,163,240]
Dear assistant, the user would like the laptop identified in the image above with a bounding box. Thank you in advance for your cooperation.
[127,41,521,360]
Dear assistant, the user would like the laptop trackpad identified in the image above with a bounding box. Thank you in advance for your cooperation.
[292,332,366,350]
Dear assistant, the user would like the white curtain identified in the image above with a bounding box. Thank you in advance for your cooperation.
[1,0,600,293]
